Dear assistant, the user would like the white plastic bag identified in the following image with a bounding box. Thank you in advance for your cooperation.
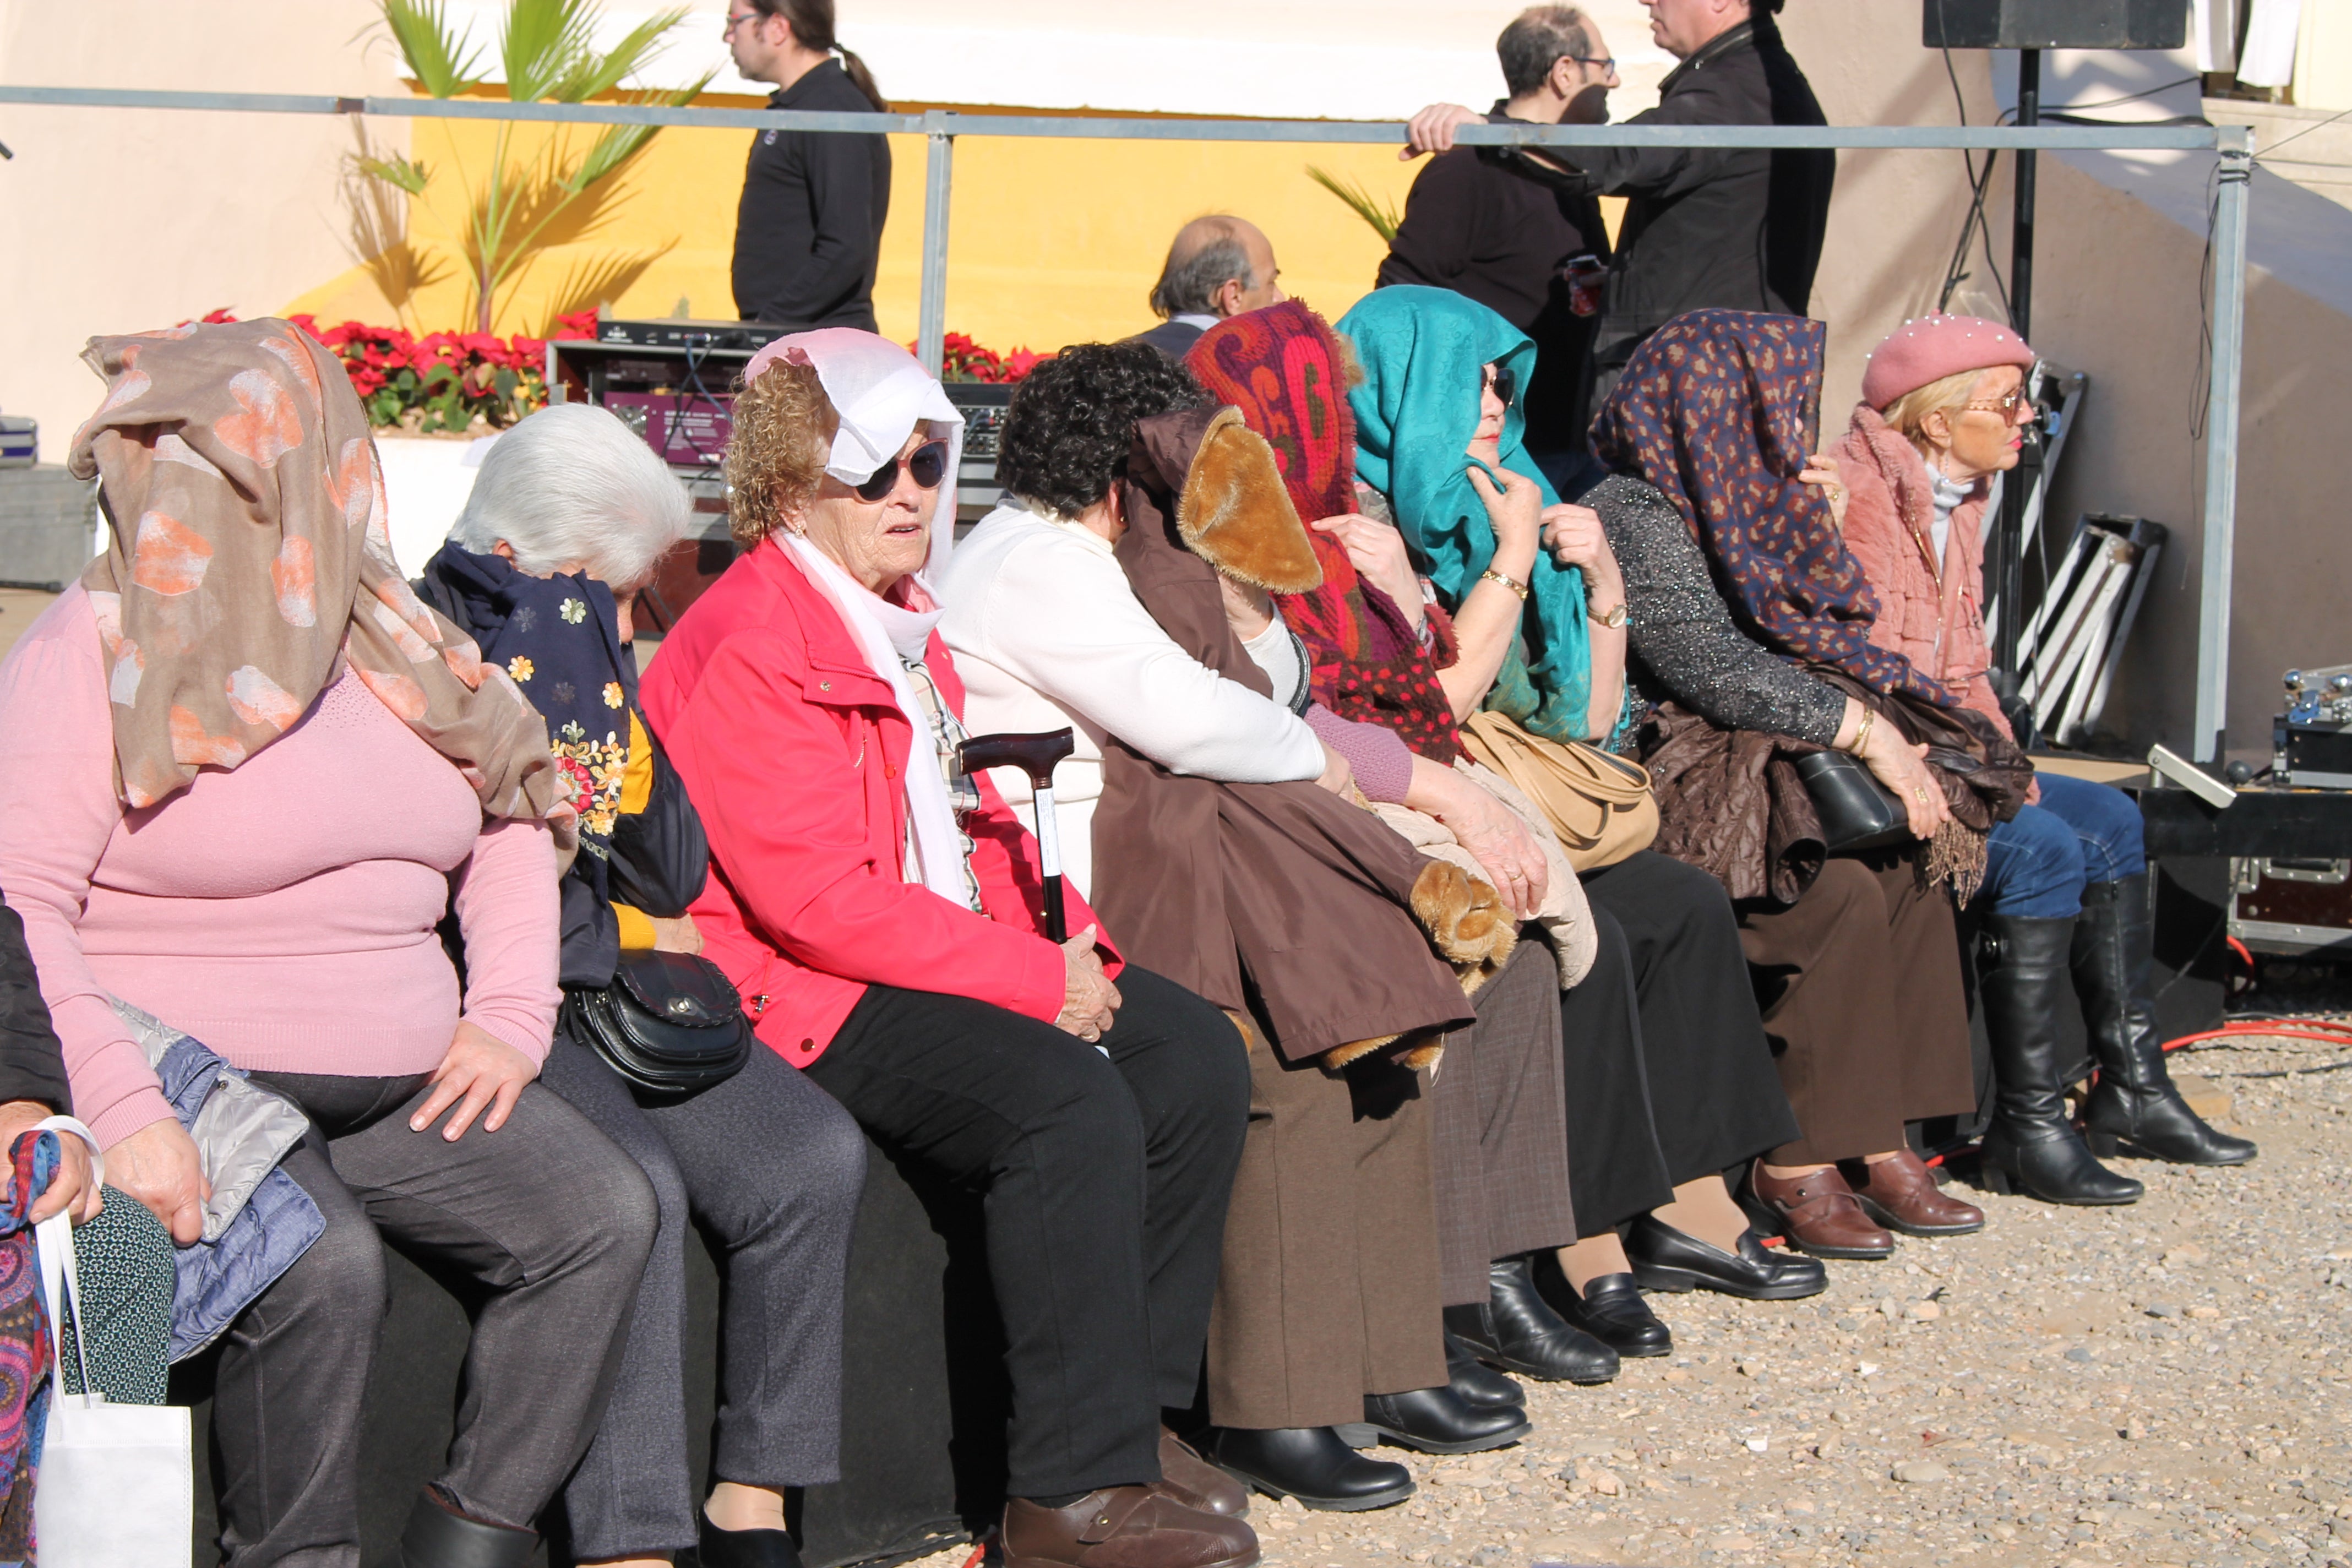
[31,1118,192,1567]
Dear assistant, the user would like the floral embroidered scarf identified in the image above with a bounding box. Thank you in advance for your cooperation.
[1338,286,1596,746]
[1188,301,1462,763]
[1588,309,1955,707]
[0,1131,61,1562]
[68,318,565,818]
[419,543,636,858]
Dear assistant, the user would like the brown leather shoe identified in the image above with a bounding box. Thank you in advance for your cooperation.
[1749,1161,1894,1260]
[1001,1486,1260,1568]
[1848,1148,1986,1237]
[1156,1427,1250,1516]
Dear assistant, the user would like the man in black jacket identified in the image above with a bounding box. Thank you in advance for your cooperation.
[728,1,892,330]
[1378,7,1620,478]
[1406,0,1834,403]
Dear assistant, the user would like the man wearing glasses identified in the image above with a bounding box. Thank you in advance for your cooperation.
[1404,0,1834,423]
[727,1,892,332]
[1378,7,1622,492]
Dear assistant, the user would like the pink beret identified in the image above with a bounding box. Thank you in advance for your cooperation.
[1859,313,2036,410]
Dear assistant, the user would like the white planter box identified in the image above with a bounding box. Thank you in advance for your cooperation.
[374,433,501,578]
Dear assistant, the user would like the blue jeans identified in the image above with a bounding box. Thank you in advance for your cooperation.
[1979,771,2148,918]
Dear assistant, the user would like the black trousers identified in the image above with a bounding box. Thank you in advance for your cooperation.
[803,966,1249,1500]
[220,1075,657,1567]
[1560,850,1803,1234]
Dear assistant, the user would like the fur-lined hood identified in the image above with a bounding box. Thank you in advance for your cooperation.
[1131,405,1322,596]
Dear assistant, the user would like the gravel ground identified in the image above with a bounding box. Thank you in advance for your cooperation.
[906,1023,2352,1568]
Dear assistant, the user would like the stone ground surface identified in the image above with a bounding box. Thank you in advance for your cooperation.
[907,1020,2352,1568]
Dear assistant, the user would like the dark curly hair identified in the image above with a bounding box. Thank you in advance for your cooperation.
[995,341,1208,518]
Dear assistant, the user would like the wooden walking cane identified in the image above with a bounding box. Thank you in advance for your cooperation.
[957,728,1077,941]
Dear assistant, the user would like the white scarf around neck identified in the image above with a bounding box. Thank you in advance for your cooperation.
[783,532,975,909]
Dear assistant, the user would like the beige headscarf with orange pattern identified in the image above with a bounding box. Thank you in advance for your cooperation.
[68,318,565,827]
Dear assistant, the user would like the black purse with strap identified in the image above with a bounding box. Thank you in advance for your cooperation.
[1792,748,1911,855]
[564,950,753,1098]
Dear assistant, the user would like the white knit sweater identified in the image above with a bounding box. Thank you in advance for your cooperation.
[937,500,1326,897]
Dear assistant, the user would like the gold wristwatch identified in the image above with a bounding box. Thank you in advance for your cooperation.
[1589,600,1629,629]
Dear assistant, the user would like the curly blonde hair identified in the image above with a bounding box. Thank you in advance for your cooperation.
[725,357,839,545]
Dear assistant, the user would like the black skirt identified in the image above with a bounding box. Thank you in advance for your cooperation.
[1558,849,1803,1233]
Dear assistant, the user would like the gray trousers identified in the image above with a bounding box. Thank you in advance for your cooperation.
[538,1035,867,1559]
[1427,938,1578,1306]
[218,1074,657,1568]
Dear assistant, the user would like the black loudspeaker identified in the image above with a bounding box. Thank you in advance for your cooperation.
[1921,0,2188,50]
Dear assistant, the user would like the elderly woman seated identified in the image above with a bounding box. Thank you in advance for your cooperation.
[1827,313,2252,1202]
[1582,308,2031,1257]
[417,404,869,1568]
[0,318,656,1568]
[638,330,1256,1568]
[942,340,1607,1515]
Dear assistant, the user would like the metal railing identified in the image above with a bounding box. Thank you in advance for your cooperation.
[0,85,2255,761]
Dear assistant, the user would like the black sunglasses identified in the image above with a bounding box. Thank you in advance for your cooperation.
[1483,365,1517,408]
[851,439,950,502]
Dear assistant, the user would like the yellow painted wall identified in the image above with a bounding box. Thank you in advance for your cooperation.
[286,97,1434,352]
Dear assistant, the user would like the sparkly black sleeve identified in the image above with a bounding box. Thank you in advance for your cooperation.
[1588,475,1848,746]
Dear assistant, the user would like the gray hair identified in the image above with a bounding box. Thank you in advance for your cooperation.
[1498,6,1595,96]
[1148,222,1256,319]
[447,402,692,591]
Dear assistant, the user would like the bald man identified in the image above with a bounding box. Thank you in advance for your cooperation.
[1131,215,1286,359]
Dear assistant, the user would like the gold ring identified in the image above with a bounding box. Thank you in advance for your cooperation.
[1913,786,1929,803]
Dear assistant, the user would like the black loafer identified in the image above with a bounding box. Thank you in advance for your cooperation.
[1210,1425,1416,1511]
[1442,1256,1620,1384]
[1624,1216,1827,1301]
[698,1509,805,1568]
[1552,1271,1673,1358]
[1445,1330,1526,1411]
[1360,1384,1531,1454]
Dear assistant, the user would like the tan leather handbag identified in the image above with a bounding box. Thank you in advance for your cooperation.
[1457,710,1660,870]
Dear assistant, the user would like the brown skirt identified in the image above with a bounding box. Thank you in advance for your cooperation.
[1738,854,1975,1164]
[1206,1019,1447,1429]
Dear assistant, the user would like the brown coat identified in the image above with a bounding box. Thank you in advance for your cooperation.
[1088,406,1502,1068]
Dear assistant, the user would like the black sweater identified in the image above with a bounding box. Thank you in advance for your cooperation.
[1533,20,1834,371]
[1378,105,1611,456]
[1,894,72,1112]
[731,59,892,331]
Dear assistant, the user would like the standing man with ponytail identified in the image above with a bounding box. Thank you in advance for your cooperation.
[728,0,892,331]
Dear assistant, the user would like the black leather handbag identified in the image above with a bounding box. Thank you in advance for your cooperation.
[1792,749,1912,854]
[565,950,753,1097]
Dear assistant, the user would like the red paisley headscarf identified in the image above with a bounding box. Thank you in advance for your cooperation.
[1188,302,1462,763]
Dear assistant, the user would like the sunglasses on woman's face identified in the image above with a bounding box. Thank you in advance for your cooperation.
[1483,366,1517,408]
[851,439,951,502]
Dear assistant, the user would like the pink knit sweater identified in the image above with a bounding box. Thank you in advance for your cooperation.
[0,586,560,1150]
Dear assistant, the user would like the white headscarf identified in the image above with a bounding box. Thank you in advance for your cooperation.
[747,330,975,907]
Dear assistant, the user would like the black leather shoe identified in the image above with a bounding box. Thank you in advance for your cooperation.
[698,1508,804,1568]
[1551,1271,1672,1358]
[1624,1215,1827,1300]
[1210,1425,1415,1511]
[398,1490,537,1568]
[1359,1384,1532,1454]
[2073,877,2258,1168]
[1442,1255,1620,1384]
[1445,1330,1526,1410]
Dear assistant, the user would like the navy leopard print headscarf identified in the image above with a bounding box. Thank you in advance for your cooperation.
[1591,310,1955,708]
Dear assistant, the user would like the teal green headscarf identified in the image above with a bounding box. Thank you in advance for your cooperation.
[1337,286,1593,746]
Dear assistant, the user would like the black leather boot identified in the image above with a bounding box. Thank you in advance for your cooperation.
[1441,1255,1619,1384]
[396,1490,537,1568]
[1976,912,2143,1205]
[1359,1384,1532,1454]
[1209,1425,1416,1511]
[1445,1330,1526,1410]
[2073,875,2258,1166]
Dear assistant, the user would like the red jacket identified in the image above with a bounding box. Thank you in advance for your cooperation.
[1831,405,2014,742]
[640,536,1115,1068]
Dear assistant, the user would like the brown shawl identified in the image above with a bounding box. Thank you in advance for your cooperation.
[1641,673,2032,906]
[1089,406,1507,1069]
[68,318,562,822]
